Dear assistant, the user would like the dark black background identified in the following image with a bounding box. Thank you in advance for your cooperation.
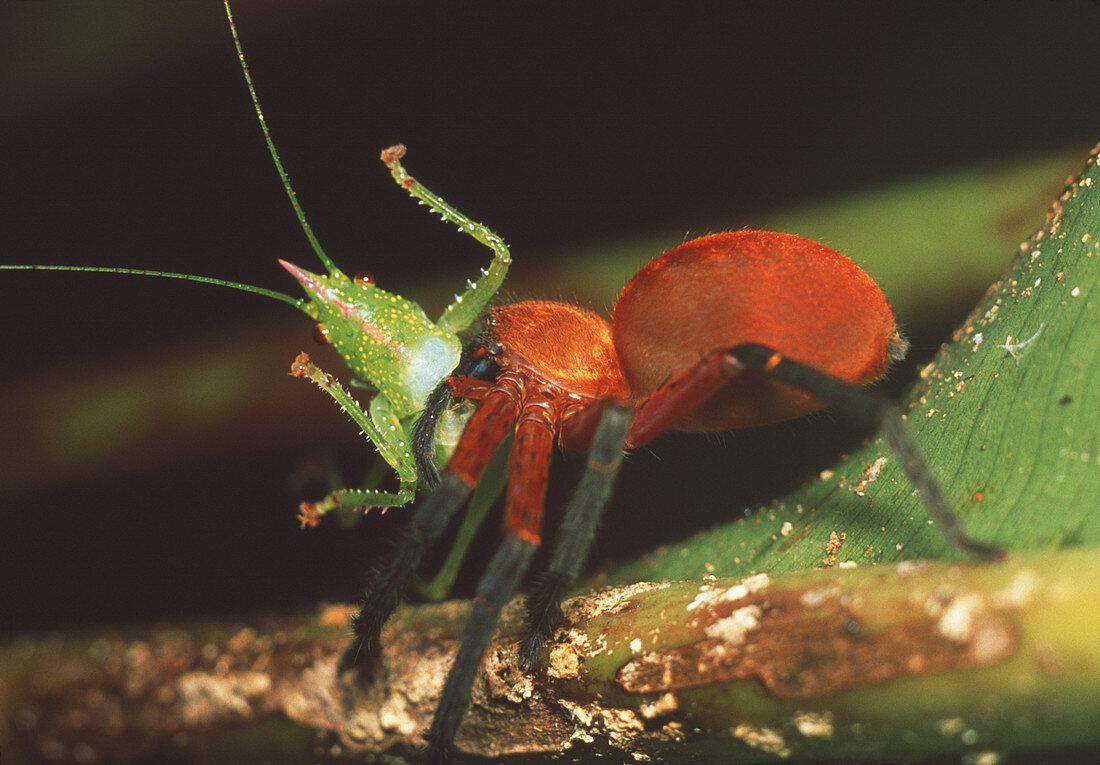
[2,1,1097,636]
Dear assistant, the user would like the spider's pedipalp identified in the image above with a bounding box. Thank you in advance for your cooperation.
[411,379,453,489]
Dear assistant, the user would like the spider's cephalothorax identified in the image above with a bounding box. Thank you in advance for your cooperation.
[344,231,1001,761]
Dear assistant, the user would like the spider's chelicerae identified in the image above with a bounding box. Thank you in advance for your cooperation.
[342,230,1001,760]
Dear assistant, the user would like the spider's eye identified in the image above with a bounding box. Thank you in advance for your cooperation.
[486,314,501,328]
[469,347,500,379]
[487,342,503,356]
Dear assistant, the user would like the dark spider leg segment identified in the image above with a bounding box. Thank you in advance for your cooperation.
[427,536,535,762]
[519,400,633,672]
[340,474,471,672]
[427,387,556,760]
[728,343,1005,559]
[340,383,522,672]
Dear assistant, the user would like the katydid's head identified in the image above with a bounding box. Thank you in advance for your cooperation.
[222,7,462,415]
[279,260,460,415]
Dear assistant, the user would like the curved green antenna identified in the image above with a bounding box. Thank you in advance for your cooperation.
[0,264,303,310]
[5,5,516,550]
[224,0,341,277]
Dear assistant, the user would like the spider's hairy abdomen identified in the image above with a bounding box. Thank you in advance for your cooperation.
[613,231,899,431]
[488,301,630,400]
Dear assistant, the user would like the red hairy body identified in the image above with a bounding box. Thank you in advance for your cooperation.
[613,231,900,430]
[483,230,901,446]
[350,228,997,758]
[487,302,628,400]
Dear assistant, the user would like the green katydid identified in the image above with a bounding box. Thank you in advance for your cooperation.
[1,1,511,598]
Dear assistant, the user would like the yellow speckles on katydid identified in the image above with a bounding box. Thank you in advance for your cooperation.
[275,145,512,514]
[280,259,461,416]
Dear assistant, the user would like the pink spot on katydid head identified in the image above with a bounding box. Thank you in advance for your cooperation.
[280,260,349,316]
[279,259,320,291]
[279,259,383,340]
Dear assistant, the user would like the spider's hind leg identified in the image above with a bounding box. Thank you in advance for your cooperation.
[519,401,633,672]
[728,343,1003,559]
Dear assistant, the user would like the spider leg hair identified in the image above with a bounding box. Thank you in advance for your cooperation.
[728,343,1004,559]
[340,384,521,673]
[340,474,471,673]
[519,400,633,672]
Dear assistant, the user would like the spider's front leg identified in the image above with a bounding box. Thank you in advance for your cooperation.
[339,380,521,672]
[427,396,635,760]
[519,400,633,671]
[424,390,556,759]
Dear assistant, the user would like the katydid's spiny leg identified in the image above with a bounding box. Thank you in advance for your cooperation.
[290,354,416,521]
[381,146,511,335]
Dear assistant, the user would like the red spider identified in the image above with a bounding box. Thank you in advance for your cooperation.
[342,230,1000,760]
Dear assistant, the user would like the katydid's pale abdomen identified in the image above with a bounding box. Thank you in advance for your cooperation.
[2,3,510,595]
